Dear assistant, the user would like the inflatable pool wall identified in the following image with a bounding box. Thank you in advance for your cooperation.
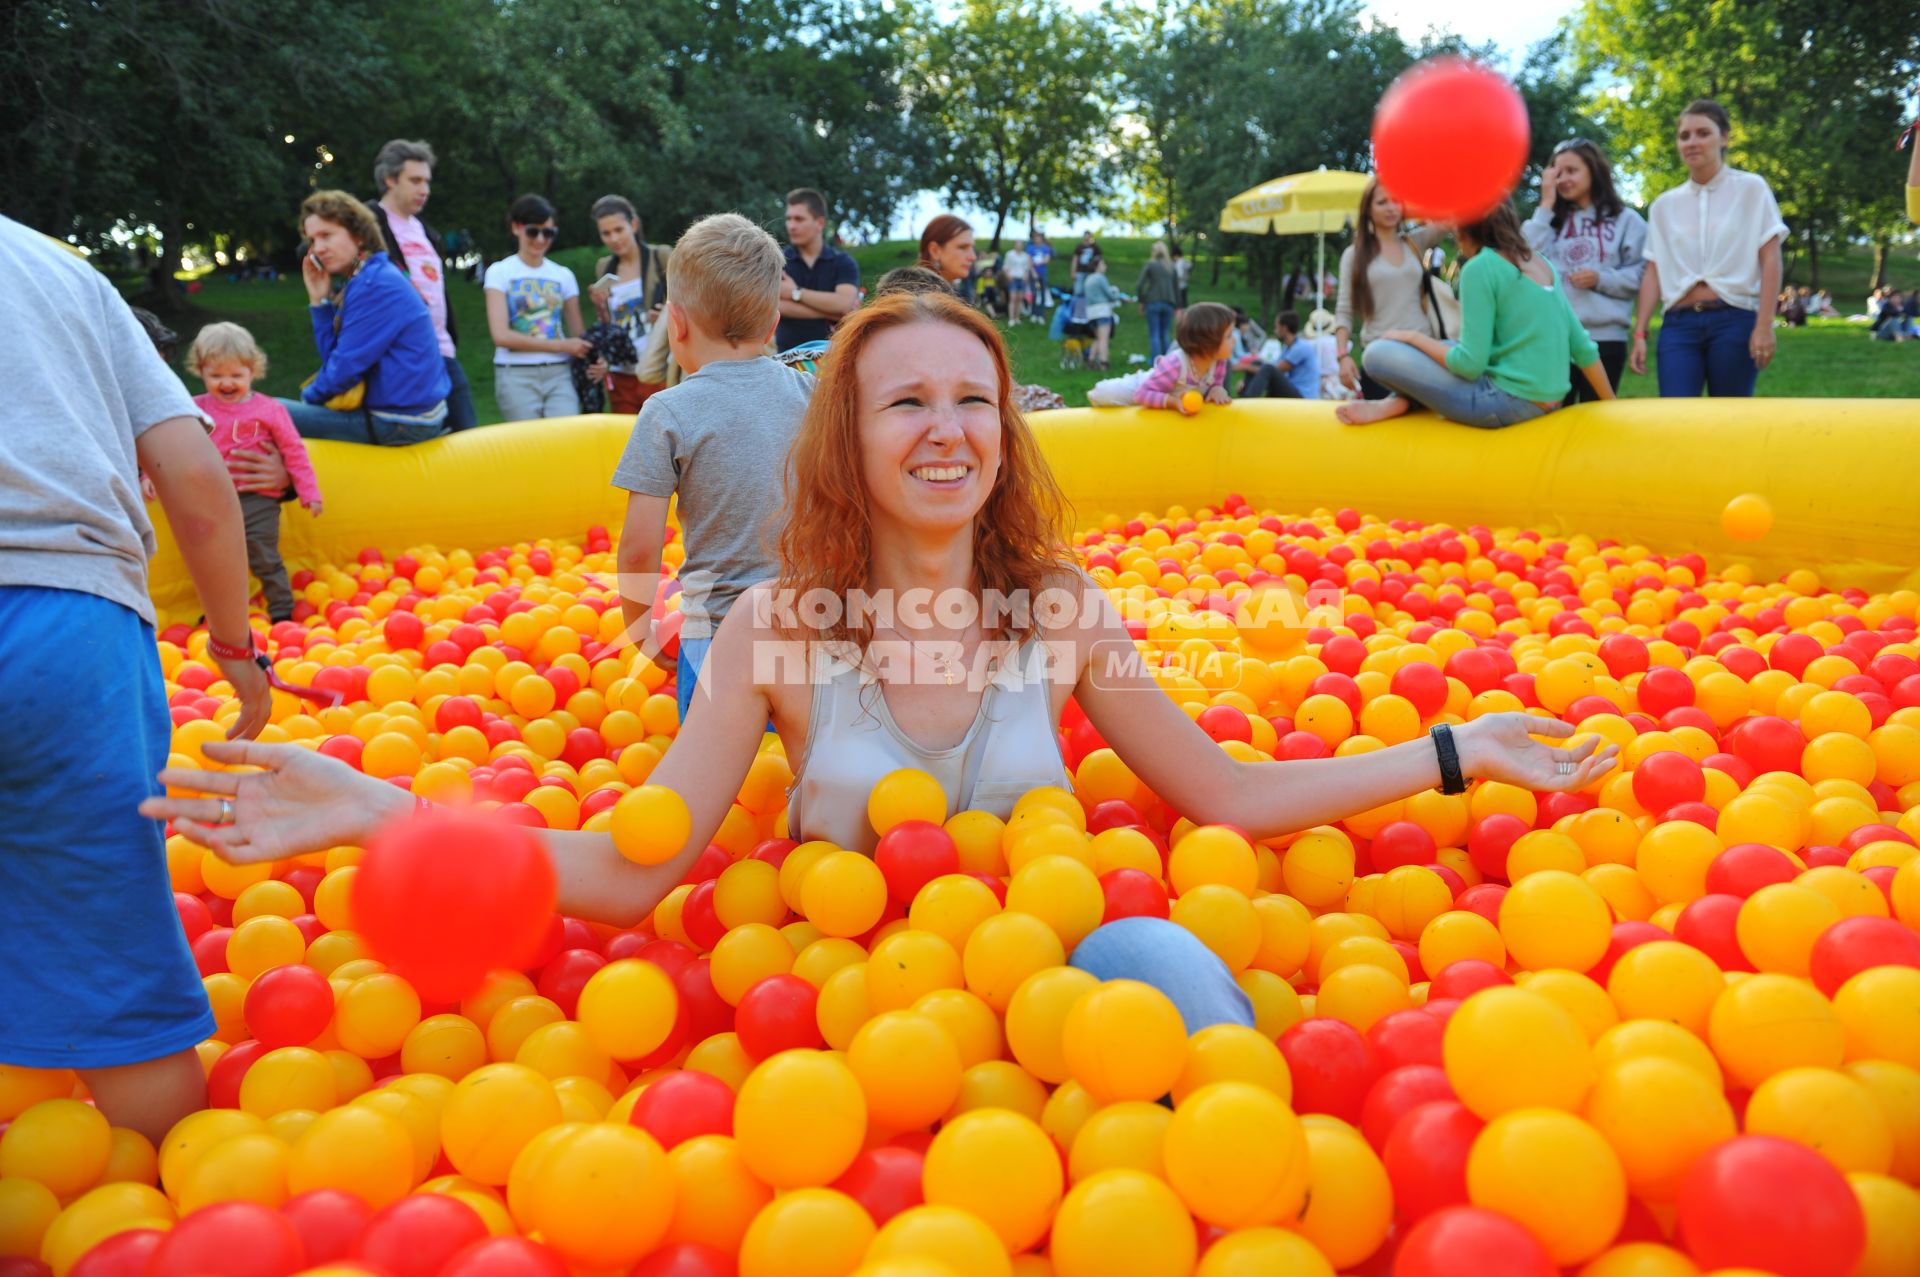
[144,399,1920,619]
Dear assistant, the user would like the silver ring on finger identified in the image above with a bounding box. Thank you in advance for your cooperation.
[1557,761,1575,776]
[218,798,235,825]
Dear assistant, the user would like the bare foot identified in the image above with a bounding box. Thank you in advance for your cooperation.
[1335,396,1411,425]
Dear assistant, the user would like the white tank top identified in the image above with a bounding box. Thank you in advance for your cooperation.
[786,638,1071,854]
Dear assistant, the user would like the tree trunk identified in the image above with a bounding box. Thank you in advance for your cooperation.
[1870,239,1890,292]
[1805,224,1819,290]
[989,207,1008,253]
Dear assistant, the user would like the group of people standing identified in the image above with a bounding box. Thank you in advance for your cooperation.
[1333,97,1790,429]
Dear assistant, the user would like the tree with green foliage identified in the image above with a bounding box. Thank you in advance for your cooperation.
[1573,0,1920,290]
[906,0,1115,249]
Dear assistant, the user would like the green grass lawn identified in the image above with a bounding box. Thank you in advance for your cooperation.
[144,238,1920,415]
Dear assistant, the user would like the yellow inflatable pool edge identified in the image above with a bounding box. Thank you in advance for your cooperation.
[144,399,1920,619]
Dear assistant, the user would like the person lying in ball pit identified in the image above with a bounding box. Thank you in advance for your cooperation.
[144,290,1618,1034]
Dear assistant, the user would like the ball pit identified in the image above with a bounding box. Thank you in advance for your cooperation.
[7,402,1920,1277]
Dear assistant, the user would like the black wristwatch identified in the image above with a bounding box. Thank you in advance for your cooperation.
[1430,724,1466,795]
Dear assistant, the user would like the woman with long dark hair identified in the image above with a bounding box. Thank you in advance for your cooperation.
[1332,180,1451,398]
[1522,138,1647,405]
[1336,202,1613,429]
[1629,99,1786,397]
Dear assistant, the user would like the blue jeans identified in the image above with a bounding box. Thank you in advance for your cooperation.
[1657,306,1759,398]
[1145,301,1176,360]
[675,636,712,724]
[444,356,479,432]
[1070,917,1254,1034]
[278,398,450,446]
[1362,339,1549,430]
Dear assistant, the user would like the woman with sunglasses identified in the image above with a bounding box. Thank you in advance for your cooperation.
[1523,139,1646,405]
[485,194,593,421]
[1629,99,1786,397]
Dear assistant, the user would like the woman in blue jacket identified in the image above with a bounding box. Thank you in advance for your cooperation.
[278,191,452,445]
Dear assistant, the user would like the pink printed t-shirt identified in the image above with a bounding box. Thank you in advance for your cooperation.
[192,392,323,506]
[385,210,455,357]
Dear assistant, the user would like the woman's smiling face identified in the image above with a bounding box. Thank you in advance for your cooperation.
[857,320,1003,538]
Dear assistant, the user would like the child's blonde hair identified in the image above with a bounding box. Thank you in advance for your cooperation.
[666,213,784,344]
[187,322,268,379]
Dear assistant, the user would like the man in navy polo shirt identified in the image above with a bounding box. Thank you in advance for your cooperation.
[775,187,860,351]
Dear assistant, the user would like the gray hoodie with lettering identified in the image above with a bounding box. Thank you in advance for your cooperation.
[1522,204,1649,343]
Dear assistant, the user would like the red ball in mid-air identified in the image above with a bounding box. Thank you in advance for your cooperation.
[1372,58,1531,222]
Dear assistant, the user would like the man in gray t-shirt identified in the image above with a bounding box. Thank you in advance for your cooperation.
[611,354,814,707]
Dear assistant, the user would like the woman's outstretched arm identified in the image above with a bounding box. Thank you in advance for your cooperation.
[142,597,783,927]
[1068,587,1617,837]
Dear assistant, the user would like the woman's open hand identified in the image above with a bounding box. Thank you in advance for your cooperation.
[1628,333,1649,375]
[138,739,408,864]
[1459,713,1620,792]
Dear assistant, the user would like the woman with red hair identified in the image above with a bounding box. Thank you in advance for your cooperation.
[147,292,1613,1030]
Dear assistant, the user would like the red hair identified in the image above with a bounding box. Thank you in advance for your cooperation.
[775,292,1074,650]
[917,215,972,269]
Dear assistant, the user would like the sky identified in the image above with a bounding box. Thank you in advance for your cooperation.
[894,0,1586,242]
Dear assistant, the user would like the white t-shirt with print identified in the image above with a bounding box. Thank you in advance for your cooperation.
[483,256,579,365]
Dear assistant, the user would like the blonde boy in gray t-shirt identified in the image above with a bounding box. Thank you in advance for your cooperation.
[612,213,814,722]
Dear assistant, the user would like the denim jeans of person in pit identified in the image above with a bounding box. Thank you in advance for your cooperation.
[1362,338,1548,429]
[1656,305,1759,398]
[1069,916,1255,1033]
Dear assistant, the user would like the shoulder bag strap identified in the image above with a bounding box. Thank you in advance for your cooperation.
[1410,235,1449,341]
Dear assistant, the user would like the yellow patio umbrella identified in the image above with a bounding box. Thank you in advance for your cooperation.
[1219,167,1369,333]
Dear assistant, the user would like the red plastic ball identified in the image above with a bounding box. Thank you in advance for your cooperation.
[1099,868,1171,923]
[1360,1064,1455,1152]
[1383,1101,1485,1224]
[351,808,557,1000]
[831,1145,927,1227]
[1367,1009,1446,1073]
[1677,1135,1866,1277]
[874,820,961,906]
[1427,959,1512,1002]
[1371,822,1438,872]
[628,1244,736,1277]
[1636,666,1696,717]
[1454,884,1506,925]
[1196,704,1254,745]
[1467,815,1528,880]
[281,1190,372,1269]
[438,1238,572,1277]
[66,1229,164,1277]
[627,1071,735,1150]
[1390,663,1449,718]
[1674,893,1754,972]
[1706,843,1800,899]
[243,964,335,1049]
[1393,1205,1556,1277]
[353,1195,489,1277]
[148,1202,305,1277]
[1808,915,1920,998]
[681,879,727,950]
[1727,715,1807,776]
[1632,751,1705,814]
[1277,1018,1378,1123]
[1372,58,1530,222]
[674,959,735,1045]
[205,1040,266,1111]
[535,949,607,1020]
[735,973,825,1060]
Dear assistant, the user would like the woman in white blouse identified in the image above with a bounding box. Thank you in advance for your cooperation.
[1628,99,1786,397]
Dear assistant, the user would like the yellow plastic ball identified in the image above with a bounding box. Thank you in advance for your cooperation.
[288,1103,414,1208]
[1707,972,1845,1090]
[576,958,679,1060]
[1584,1055,1736,1201]
[1048,1169,1198,1277]
[610,784,692,866]
[847,1010,963,1130]
[1162,1081,1309,1228]
[1499,870,1612,972]
[1746,1065,1893,1175]
[1065,1101,1172,1183]
[1006,855,1105,950]
[1443,987,1594,1118]
[1061,979,1188,1104]
[1468,1108,1627,1265]
[1835,967,1920,1067]
[869,768,948,838]
[441,1062,563,1186]
[1849,1171,1920,1277]
[1292,1115,1393,1269]
[1194,1228,1335,1277]
[523,1125,675,1268]
[1606,940,1725,1038]
[737,1188,876,1277]
[922,1108,1063,1251]
[1735,883,1842,976]
[1721,493,1773,540]
[733,1049,867,1188]
[1005,967,1099,1085]
[0,1098,111,1199]
[802,851,889,939]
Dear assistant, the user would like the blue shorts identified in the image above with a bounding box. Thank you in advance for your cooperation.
[0,587,215,1067]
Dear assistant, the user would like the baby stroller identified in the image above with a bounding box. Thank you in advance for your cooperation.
[1049,288,1094,369]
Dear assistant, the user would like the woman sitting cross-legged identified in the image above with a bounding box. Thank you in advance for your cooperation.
[146,291,1616,1031]
[1337,202,1615,428]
